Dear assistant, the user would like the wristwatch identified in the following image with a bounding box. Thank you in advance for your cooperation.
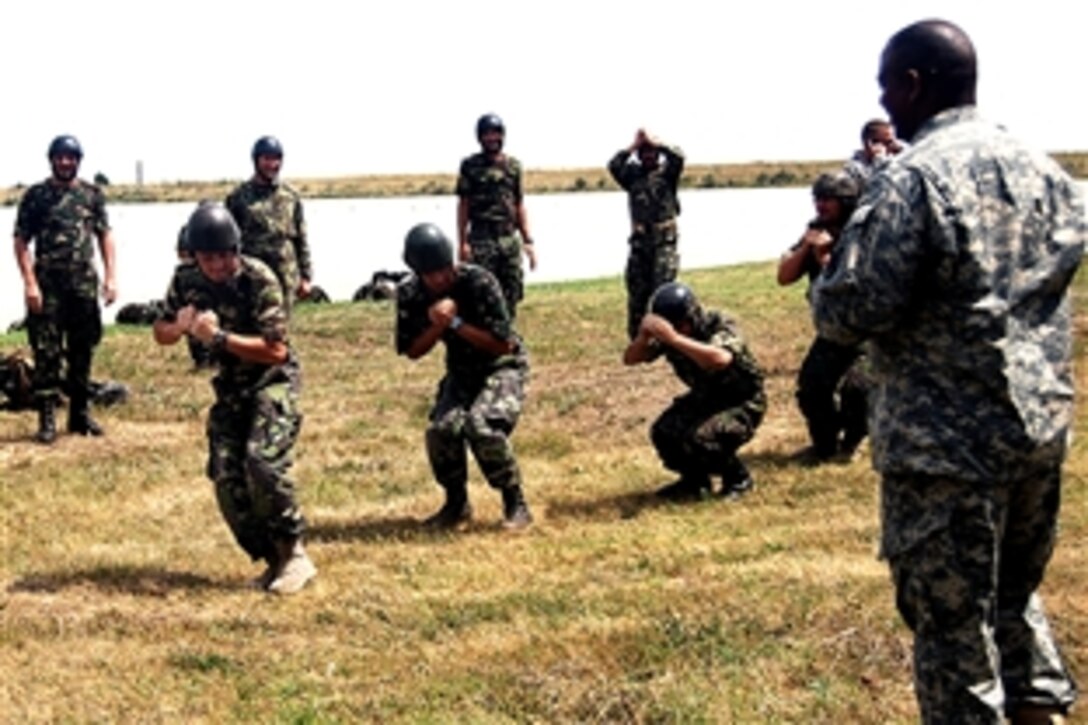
[449,316,464,331]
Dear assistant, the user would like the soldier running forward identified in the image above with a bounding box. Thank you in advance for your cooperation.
[456,113,537,320]
[396,223,533,531]
[153,203,316,595]
[13,135,118,443]
[225,136,314,316]
[609,129,685,340]
[813,19,1083,723]
[623,283,765,501]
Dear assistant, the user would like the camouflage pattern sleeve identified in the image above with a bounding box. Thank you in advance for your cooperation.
[510,157,523,204]
[13,184,43,241]
[291,195,312,280]
[90,183,110,236]
[662,145,686,187]
[395,276,430,355]
[811,169,923,346]
[463,265,512,342]
[246,258,289,344]
[608,150,633,189]
[455,157,472,197]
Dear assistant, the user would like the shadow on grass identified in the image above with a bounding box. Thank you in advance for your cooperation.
[544,489,665,522]
[8,565,229,596]
[308,515,437,544]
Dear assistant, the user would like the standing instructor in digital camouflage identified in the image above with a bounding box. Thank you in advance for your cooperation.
[813,19,1084,724]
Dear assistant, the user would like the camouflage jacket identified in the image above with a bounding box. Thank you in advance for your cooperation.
[608,146,684,225]
[813,106,1086,480]
[648,310,766,412]
[396,264,526,386]
[456,153,523,236]
[160,256,293,391]
[13,179,109,270]
[225,179,312,284]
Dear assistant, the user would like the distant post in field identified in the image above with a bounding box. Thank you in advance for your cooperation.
[136,160,144,187]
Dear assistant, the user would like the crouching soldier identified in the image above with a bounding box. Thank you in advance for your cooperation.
[396,222,532,530]
[624,282,766,500]
[152,203,316,594]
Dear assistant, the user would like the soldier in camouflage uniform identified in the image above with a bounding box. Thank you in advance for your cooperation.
[778,172,871,463]
[624,283,765,500]
[153,203,316,595]
[609,129,685,340]
[396,222,532,530]
[225,136,314,316]
[813,20,1082,724]
[13,135,118,443]
[456,113,537,320]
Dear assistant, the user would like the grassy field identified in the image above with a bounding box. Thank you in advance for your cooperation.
[2,151,1086,206]
[1,262,1085,723]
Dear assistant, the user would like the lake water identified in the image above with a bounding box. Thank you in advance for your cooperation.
[2,182,1085,330]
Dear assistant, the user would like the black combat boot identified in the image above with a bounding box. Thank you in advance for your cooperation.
[500,486,533,531]
[424,489,472,529]
[655,473,712,501]
[67,397,104,437]
[720,458,755,500]
[36,399,57,444]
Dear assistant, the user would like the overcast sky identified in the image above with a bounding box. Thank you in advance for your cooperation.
[2,0,1086,187]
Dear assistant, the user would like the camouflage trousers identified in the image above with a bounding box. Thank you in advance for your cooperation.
[650,391,763,485]
[27,265,103,404]
[207,363,306,562]
[882,465,1078,723]
[626,224,679,339]
[796,335,871,457]
[426,364,527,495]
[469,233,524,319]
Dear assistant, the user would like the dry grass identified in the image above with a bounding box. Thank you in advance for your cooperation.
[1,262,1085,723]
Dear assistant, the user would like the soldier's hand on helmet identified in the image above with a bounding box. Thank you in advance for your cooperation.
[428,299,458,328]
[297,278,312,300]
[459,242,472,263]
[24,282,43,315]
[189,310,221,344]
[641,313,677,344]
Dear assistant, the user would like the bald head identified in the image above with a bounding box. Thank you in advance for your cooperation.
[878,19,977,141]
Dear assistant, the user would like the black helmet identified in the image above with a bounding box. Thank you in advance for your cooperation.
[403,223,454,274]
[176,224,190,254]
[649,282,698,326]
[47,135,83,160]
[812,172,859,201]
[184,203,241,253]
[475,113,505,139]
[251,135,284,161]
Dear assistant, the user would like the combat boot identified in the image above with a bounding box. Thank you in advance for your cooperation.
[655,473,712,501]
[67,398,103,437]
[423,490,472,530]
[35,399,57,445]
[501,486,533,531]
[266,537,317,595]
[250,550,280,590]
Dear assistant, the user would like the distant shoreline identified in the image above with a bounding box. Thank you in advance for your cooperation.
[2,152,1086,207]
